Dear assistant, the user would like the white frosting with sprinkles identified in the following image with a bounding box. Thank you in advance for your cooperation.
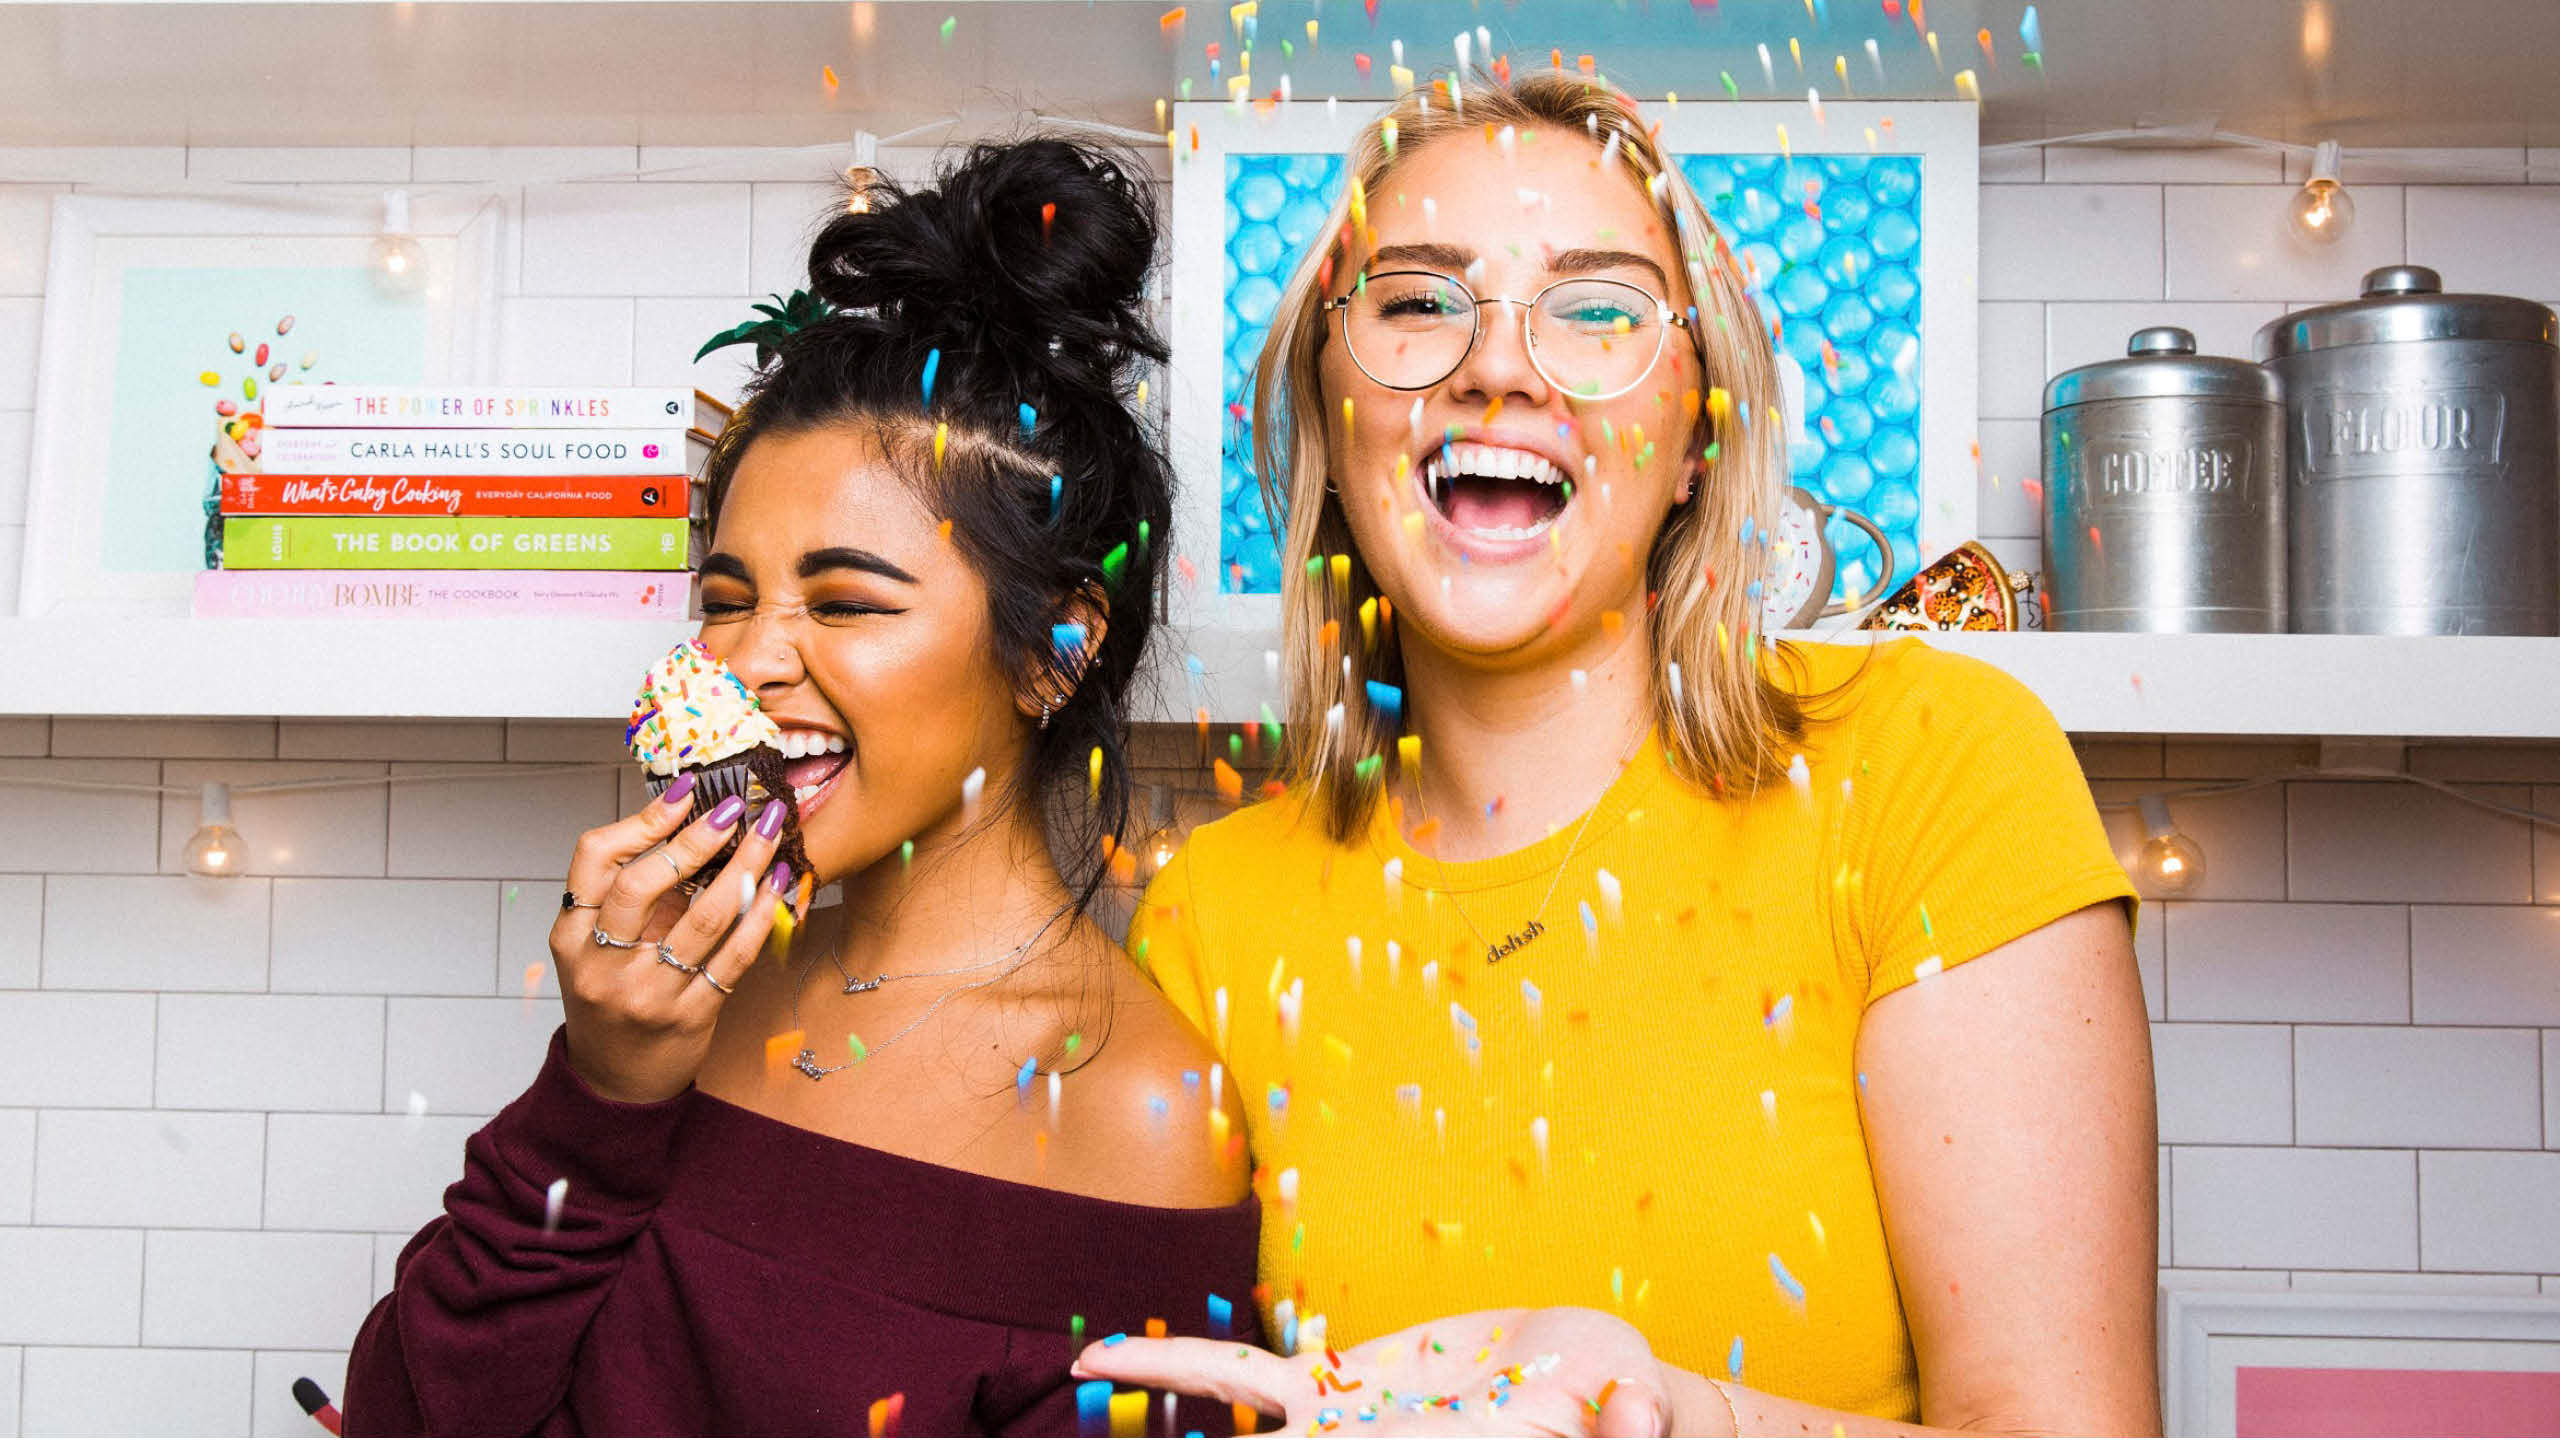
[624,638,780,777]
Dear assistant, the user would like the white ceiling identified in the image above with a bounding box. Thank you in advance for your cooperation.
[3,0,2558,151]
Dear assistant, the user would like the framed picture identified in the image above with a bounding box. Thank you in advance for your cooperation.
[2161,1288,2560,1437]
[1161,96,1976,706]
[18,190,504,618]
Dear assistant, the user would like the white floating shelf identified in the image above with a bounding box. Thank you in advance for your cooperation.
[4,618,2557,739]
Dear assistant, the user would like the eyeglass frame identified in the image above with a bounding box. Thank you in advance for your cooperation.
[1320,268,1697,401]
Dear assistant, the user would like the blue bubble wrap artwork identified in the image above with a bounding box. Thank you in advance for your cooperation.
[1219,150,1924,599]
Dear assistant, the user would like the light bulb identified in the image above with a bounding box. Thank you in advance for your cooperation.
[2135,794,2204,897]
[1133,786,1184,884]
[185,782,249,877]
[2288,140,2355,246]
[371,189,427,294]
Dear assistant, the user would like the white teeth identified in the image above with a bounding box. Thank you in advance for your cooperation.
[1420,443,1568,489]
[1466,516,1557,542]
[792,783,819,804]
[774,730,841,758]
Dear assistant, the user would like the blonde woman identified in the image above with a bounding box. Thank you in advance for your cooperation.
[1076,73,2159,1436]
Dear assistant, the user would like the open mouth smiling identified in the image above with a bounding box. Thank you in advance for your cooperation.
[1416,440,1575,557]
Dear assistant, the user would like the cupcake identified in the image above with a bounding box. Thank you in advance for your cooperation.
[625,638,806,876]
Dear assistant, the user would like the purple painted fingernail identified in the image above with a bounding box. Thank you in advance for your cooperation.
[767,861,793,894]
[704,794,747,830]
[659,772,697,806]
[756,799,787,839]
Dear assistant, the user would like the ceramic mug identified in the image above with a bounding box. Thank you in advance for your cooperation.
[1760,484,1897,631]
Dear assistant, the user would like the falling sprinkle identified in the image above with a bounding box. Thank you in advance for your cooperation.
[932,422,947,468]
[1015,1056,1038,1097]
[960,766,986,810]
[1727,1335,1745,1381]
[1363,679,1403,725]
[1769,1252,1807,1306]
[1052,621,1089,659]
[542,1177,569,1235]
[821,64,840,91]
[1020,402,1038,435]
[939,14,956,41]
[921,348,941,405]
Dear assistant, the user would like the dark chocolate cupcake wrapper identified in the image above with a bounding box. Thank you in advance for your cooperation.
[642,746,809,884]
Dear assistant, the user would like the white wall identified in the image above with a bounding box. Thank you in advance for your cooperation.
[1,142,2558,1435]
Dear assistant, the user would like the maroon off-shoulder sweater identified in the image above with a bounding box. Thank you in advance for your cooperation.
[346,1029,1261,1436]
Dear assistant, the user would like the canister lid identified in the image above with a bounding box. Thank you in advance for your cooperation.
[2256,264,2557,359]
[2043,325,2282,410]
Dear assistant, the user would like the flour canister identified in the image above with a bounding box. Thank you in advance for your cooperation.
[2257,265,2560,635]
[2041,326,2287,631]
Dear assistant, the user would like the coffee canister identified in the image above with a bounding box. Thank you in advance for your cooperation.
[2041,326,2287,631]
[2257,265,2560,635]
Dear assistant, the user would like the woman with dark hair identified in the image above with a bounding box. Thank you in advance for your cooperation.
[342,137,1259,1436]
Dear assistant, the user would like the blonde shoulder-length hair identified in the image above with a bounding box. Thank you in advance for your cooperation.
[1257,69,1843,842]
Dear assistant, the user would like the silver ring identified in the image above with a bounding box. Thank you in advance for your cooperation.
[592,925,644,950]
[654,939,701,976]
[650,848,685,881]
[560,889,600,912]
[694,969,734,996]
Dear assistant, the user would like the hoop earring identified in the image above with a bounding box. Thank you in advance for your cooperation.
[1038,701,1052,730]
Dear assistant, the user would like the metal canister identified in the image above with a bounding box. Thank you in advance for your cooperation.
[2257,265,2560,635]
[2042,326,2287,631]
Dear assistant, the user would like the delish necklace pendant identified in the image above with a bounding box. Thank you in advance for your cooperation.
[840,974,885,994]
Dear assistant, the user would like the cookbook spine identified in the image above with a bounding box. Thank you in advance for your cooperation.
[192,570,694,619]
[260,387,694,430]
[220,516,695,571]
[218,474,690,518]
[252,429,690,477]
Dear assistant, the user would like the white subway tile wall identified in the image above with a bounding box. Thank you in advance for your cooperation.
[33,1110,266,1229]
[0,144,2556,1434]
[2149,1023,2293,1145]
[0,1111,31,1227]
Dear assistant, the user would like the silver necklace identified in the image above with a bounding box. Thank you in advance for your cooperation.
[1416,724,1650,968]
[787,900,1072,1081]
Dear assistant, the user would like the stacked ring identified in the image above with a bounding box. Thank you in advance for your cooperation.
[592,926,644,950]
[654,940,701,976]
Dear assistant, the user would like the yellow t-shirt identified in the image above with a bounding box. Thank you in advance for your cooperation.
[1129,638,2137,1422]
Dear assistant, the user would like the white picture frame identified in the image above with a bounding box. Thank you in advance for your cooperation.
[18,190,504,618]
[1159,98,1976,722]
[2161,1287,2560,1437]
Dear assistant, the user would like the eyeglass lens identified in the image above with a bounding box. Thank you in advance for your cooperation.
[1342,271,1668,396]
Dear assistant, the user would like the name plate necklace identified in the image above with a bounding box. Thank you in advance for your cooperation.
[787,898,1071,1081]
[1416,721,1650,965]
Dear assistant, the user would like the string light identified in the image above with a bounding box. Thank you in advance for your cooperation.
[2133,794,2204,897]
[184,783,247,878]
[369,189,427,295]
[2288,139,2355,246]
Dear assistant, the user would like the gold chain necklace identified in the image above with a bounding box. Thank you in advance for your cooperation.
[1412,723,1650,967]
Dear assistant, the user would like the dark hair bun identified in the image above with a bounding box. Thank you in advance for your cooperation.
[806,136,1165,393]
